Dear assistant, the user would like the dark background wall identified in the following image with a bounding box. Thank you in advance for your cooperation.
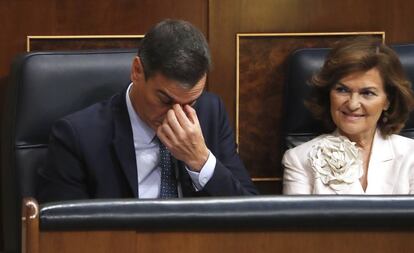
[1,0,414,250]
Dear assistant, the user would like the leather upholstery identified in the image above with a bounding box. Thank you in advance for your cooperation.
[283,44,414,150]
[394,44,414,139]
[40,196,414,230]
[283,48,328,149]
[1,49,136,253]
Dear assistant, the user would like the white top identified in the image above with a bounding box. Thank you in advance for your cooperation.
[282,129,414,194]
[125,83,216,198]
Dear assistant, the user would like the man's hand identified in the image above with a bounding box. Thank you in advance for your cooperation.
[157,104,209,172]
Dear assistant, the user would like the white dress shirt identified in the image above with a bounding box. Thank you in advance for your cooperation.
[125,83,216,198]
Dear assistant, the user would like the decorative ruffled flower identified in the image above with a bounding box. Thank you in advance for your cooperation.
[308,135,363,191]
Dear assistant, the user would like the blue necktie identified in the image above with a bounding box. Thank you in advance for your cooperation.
[159,141,178,198]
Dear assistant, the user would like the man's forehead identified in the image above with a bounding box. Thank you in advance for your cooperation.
[156,72,205,94]
[159,83,204,104]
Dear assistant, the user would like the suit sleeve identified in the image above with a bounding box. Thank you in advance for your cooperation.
[201,96,258,196]
[282,148,313,194]
[37,119,90,203]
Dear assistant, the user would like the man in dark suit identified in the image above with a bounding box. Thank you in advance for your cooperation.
[37,19,258,203]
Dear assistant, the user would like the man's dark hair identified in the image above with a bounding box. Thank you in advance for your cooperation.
[138,19,211,88]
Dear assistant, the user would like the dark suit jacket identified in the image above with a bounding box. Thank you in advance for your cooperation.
[37,89,258,202]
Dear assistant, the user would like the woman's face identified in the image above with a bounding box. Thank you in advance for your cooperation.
[330,68,390,140]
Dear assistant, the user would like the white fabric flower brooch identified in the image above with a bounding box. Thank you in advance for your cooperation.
[308,135,363,191]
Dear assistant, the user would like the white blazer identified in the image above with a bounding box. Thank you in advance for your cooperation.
[282,130,414,194]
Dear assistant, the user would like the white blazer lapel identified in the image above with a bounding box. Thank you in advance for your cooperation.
[365,130,396,194]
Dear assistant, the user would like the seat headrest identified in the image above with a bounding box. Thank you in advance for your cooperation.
[10,49,136,147]
[393,44,414,137]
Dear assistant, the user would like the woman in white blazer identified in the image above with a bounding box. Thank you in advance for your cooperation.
[282,37,414,194]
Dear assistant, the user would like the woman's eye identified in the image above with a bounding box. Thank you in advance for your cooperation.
[361,90,377,97]
[334,86,348,93]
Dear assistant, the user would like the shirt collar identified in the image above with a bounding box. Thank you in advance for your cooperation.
[125,83,156,144]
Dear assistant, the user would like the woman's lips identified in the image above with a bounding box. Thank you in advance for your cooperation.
[341,111,365,120]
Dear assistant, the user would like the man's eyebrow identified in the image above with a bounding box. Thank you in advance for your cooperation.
[157,90,174,102]
[157,90,197,105]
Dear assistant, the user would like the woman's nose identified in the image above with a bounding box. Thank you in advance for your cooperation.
[347,93,361,110]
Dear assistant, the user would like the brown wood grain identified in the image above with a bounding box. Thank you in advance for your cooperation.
[41,231,137,253]
[39,230,414,253]
[21,198,39,253]
[135,230,414,253]
[28,38,142,52]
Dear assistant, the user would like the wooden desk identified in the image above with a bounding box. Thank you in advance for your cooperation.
[22,197,414,253]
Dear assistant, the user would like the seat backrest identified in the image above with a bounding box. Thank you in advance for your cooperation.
[1,49,136,253]
[393,44,414,138]
[283,44,414,150]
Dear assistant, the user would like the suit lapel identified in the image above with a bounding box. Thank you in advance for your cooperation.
[111,90,139,198]
[366,130,396,194]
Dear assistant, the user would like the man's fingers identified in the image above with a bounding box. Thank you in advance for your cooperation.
[183,104,199,125]
[156,128,170,147]
[165,109,184,136]
[157,119,177,148]
[173,104,193,128]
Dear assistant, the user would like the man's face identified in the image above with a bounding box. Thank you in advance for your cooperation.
[129,57,206,131]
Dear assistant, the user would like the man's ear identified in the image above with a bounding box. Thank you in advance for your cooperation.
[131,56,145,82]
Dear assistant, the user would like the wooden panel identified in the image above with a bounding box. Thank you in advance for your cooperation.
[136,231,414,253]
[39,230,414,253]
[28,36,143,52]
[41,231,137,253]
[0,0,208,77]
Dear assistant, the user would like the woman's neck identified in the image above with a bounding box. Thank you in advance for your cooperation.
[338,128,377,191]
[339,128,376,151]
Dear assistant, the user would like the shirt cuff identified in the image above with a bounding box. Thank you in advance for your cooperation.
[185,150,216,191]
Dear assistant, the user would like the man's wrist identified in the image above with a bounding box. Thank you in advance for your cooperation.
[186,150,216,190]
[187,148,210,172]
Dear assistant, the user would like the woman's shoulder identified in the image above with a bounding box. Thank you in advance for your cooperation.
[387,133,414,150]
